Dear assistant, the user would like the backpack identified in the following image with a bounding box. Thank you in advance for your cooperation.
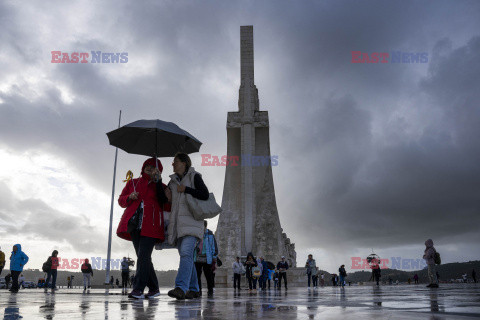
[42,258,52,273]
[252,266,262,277]
[434,251,441,265]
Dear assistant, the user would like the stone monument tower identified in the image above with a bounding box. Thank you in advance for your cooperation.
[215,26,297,268]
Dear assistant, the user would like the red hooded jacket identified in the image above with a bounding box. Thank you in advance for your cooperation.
[116,158,166,241]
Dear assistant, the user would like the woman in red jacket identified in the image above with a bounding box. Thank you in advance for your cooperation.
[117,158,169,299]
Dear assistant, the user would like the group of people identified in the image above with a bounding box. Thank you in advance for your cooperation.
[231,255,290,292]
[116,153,218,300]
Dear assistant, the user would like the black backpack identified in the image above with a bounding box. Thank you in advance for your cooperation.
[42,257,52,273]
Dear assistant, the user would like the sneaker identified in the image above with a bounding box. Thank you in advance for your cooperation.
[145,289,160,299]
[430,284,439,288]
[128,290,144,299]
[426,284,432,288]
[185,291,200,299]
[168,287,185,300]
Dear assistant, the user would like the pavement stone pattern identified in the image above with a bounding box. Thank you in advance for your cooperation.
[1,284,479,319]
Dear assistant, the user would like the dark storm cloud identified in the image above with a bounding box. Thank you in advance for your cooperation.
[287,35,480,251]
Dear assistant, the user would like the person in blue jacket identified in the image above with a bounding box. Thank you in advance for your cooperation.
[259,257,269,290]
[9,244,29,293]
[194,220,218,296]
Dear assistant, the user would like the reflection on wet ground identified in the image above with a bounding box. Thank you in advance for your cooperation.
[1,284,479,319]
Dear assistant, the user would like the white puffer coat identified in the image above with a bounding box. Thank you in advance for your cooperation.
[167,167,205,245]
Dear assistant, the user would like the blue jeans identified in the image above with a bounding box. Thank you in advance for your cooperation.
[339,275,345,286]
[175,236,199,294]
[46,269,57,288]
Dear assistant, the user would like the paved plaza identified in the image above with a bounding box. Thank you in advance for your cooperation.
[1,284,479,319]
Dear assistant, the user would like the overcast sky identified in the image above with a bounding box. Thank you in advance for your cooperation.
[1,0,479,274]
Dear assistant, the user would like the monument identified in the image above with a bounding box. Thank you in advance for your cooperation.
[215,26,297,272]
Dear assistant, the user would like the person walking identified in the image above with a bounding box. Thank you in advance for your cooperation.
[0,246,5,277]
[5,273,11,290]
[423,239,439,288]
[267,267,274,289]
[245,252,258,292]
[472,269,477,283]
[44,250,59,292]
[273,270,279,289]
[81,258,94,290]
[121,257,130,294]
[277,256,289,290]
[232,257,244,290]
[9,244,29,293]
[320,273,325,287]
[164,153,210,300]
[194,220,218,296]
[117,157,168,299]
[413,274,419,284]
[312,268,319,288]
[258,257,269,291]
[339,265,347,287]
[305,254,316,288]
[67,276,72,289]
[373,266,381,286]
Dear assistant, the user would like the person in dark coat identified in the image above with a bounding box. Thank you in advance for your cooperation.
[276,256,289,290]
[117,158,168,299]
[244,252,258,292]
[473,269,477,283]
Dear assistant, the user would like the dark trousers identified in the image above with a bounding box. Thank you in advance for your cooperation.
[312,276,318,287]
[267,279,271,289]
[278,272,287,289]
[121,271,129,288]
[259,277,267,289]
[195,262,214,292]
[131,233,159,292]
[247,276,257,290]
[307,273,312,287]
[233,273,241,289]
[0,266,3,277]
[11,271,21,291]
[45,269,57,289]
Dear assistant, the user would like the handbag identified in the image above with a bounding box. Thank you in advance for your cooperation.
[216,257,223,267]
[127,201,144,234]
[185,174,222,220]
[186,193,222,220]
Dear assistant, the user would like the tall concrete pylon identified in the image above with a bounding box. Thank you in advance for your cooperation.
[215,26,297,268]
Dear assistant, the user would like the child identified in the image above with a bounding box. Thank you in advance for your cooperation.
[273,269,279,289]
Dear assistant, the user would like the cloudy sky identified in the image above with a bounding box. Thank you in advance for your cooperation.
[1,0,479,274]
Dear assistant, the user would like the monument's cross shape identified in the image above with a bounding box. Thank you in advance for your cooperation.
[216,26,297,268]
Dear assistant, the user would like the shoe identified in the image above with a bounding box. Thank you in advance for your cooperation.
[128,290,145,299]
[426,284,432,288]
[430,284,439,288]
[145,289,160,299]
[168,287,185,300]
[185,291,200,299]
[207,290,213,296]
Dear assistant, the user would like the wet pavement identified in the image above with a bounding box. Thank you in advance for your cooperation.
[1,284,479,319]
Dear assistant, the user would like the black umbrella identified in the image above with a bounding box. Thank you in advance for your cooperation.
[265,261,276,270]
[106,119,202,157]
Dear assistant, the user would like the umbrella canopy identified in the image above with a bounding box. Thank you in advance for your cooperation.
[265,261,276,270]
[106,119,202,157]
